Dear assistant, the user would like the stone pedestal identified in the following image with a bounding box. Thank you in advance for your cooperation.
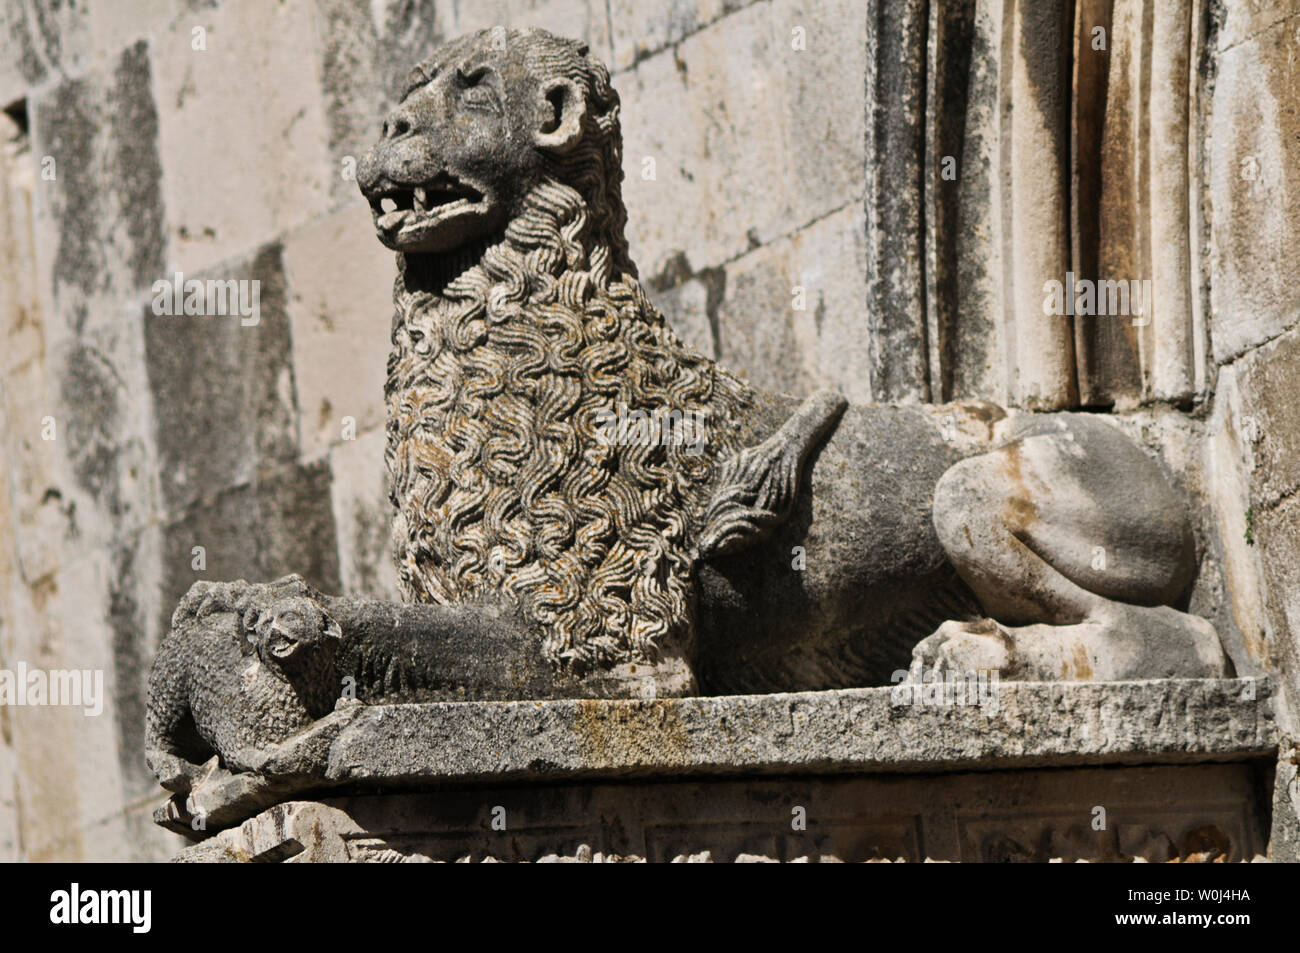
[171,677,1282,862]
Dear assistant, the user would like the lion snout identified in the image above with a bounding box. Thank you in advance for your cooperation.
[356,146,385,196]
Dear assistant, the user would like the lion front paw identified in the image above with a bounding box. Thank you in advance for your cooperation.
[173,579,251,626]
[910,619,1015,680]
[224,746,272,775]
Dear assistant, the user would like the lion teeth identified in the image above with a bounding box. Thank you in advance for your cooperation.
[414,187,429,212]
[378,210,409,230]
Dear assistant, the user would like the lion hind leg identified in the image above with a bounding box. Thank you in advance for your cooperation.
[918,422,1229,681]
[930,446,1104,627]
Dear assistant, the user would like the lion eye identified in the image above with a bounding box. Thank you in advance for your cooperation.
[455,66,501,111]
[461,89,500,116]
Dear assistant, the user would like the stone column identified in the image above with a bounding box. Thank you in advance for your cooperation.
[882,0,1208,411]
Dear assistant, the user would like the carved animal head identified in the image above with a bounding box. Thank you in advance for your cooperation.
[243,597,342,677]
[358,28,626,260]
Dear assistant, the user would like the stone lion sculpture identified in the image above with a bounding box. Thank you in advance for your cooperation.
[350,26,1230,693]
[146,24,1232,809]
[146,577,345,793]
[146,572,573,800]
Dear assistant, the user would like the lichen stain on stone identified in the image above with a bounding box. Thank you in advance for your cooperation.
[573,698,689,769]
[1068,643,1093,681]
[1000,442,1038,535]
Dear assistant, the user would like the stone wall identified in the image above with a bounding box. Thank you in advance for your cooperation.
[1202,0,1300,839]
[0,0,875,863]
[0,0,1296,860]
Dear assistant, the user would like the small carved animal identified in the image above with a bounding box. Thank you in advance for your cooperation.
[352,28,1230,693]
[145,579,343,792]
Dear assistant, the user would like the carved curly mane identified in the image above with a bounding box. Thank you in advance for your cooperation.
[386,30,754,673]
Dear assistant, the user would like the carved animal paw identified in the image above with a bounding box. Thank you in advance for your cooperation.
[910,619,1015,681]
[146,749,204,794]
[225,746,273,774]
[174,579,249,625]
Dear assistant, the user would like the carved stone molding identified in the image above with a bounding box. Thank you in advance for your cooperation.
[176,762,1269,863]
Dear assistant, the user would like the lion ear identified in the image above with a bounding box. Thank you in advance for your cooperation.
[239,610,261,656]
[403,65,431,98]
[533,77,586,153]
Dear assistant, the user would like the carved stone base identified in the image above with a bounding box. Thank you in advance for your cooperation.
[177,763,1270,862]
[165,677,1282,861]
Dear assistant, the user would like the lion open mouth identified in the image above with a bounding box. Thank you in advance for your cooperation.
[367,173,484,238]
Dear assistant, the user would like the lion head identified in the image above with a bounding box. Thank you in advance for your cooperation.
[358,28,754,678]
[242,596,342,675]
[357,28,629,264]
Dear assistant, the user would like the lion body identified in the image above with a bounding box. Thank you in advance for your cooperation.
[367,27,1226,691]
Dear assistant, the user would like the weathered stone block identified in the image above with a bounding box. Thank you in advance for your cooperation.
[50,324,159,548]
[329,426,400,601]
[0,734,14,862]
[284,201,394,461]
[609,0,750,71]
[1272,742,1300,862]
[0,503,174,862]
[30,40,167,331]
[5,311,158,577]
[152,0,332,275]
[49,541,177,861]
[82,1,195,61]
[0,0,93,107]
[171,678,1275,862]
[1225,327,1300,510]
[1215,0,1300,53]
[1255,496,1300,708]
[1205,365,1275,672]
[144,242,298,517]
[0,407,16,596]
[1208,17,1300,361]
[0,572,87,861]
[0,434,19,863]
[0,116,42,377]
[327,678,1274,784]
[155,677,1275,843]
[715,203,870,401]
[0,354,64,584]
[774,0,869,238]
[159,460,341,636]
[432,0,611,59]
[620,0,865,277]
